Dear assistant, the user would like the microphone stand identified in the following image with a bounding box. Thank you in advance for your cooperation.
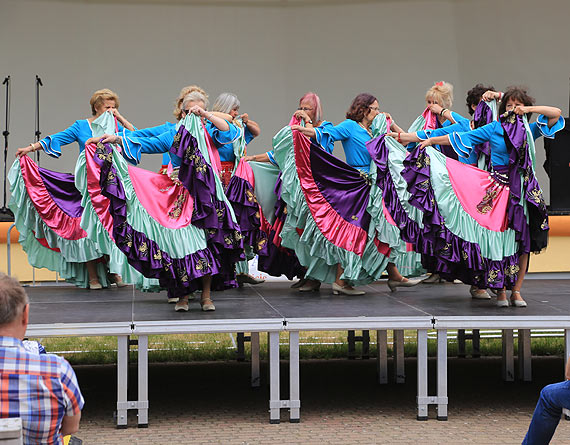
[34,75,42,165]
[0,75,14,221]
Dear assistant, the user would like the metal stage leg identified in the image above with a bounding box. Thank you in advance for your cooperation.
[472,329,481,358]
[269,332,280,424]
[348,330,356,359]
[416,329,428,420]
[289,331,301,422]
[137,335,149,427]
[437,330,448,420]
[117,336,129,428]
[237,332,246,361]
[457,329,466,358]
[562,329,570,420]
[393,330,405,383]
[377,330,388,384]
[251,332,260,388]
[502,330,515,381]
[517,329,532,382]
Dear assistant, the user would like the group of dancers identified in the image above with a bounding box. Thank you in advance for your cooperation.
[9,81,564,311]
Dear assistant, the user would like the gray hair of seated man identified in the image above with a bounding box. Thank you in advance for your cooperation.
[212,93,240,114]
[0,273,28,325]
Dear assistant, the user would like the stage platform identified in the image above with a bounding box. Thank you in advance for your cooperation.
[24,276,570,426]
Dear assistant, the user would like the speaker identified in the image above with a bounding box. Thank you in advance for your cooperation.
[544,118,570,213]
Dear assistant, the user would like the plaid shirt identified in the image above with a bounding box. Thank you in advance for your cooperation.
[0,336,84,445]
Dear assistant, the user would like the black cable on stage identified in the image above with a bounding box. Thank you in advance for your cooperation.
[34,75,43,165]
[0,75,14,222]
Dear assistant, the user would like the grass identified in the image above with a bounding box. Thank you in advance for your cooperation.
[29,330,567,366]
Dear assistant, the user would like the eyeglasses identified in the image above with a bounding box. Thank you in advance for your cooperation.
[297,107,314,111]
[368,106,380,111]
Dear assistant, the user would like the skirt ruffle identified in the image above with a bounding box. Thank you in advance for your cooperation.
[401,145,520,289]
[8,157,110,288]
[273,125,391,285]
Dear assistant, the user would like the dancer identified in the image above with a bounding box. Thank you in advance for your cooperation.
[405,81,469,161]
[212,93,261,187]
[393,84,498,292]
[244,92,332,291]
[411,86,563,306]
[87,91,245,312]
[286,93,420,294]
[210,93,264,286]
[11,89,134,289]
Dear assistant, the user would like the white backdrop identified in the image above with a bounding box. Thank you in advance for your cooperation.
[1,0,568,202]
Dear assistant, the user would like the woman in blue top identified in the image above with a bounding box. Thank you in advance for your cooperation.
[210,93,264,286]
[244,92,334,291]
[396,83,496,166]
[420,86,563,307]
[91,89,241,312]
[292,93,421,294]
[212,92,261,185]
[14,89,135,289]
[244,92,333,166]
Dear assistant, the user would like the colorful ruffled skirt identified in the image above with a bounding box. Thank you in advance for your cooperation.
[370,134,520,289]
[273,125,392,285]
[9,156,111,287]
[81,115,245,299]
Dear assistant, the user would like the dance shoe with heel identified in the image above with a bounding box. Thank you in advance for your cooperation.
[237,274,265,287]
[496,290,509,307]
[421,274,442,284]
[332,282,365,296]
[200,298,216,311]
[109,274,128,288]
[89,279,103,290]
[290,279,307,289]
[299,280,321,292]
[175,298,189,312]
[470,286,491,300]
[387,277,422,292]
[510,290,527,308]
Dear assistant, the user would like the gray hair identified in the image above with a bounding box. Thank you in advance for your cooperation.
[182,91,209,111]
[212,93,240,114]
[0,273,28,325]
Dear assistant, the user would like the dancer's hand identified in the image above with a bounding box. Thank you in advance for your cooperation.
[418,138,432,149]
[512,105,530,116]
[428,103,443,115]
[15,146,33,158]
[388,132,416,145]
[240,113,249,125]
[242,155,255,162]
[86,134,122,146]
[482,91,501,102]
[188,105,206,117]
[293,110,310,123]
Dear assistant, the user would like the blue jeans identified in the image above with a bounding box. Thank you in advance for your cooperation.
[523,380,570,444]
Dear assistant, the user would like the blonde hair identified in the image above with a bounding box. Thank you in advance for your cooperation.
[425,81,453,109]
[173,85,208,120]
[90,89,119,116]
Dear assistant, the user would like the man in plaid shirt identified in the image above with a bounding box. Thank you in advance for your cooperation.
[0,273,84,444]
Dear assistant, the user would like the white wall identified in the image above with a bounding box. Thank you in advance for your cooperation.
[1,0,568,202]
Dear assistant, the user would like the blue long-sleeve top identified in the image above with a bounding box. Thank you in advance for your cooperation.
[267,121,333,167]
[123,122,176,166]
[205,121,241,162]
[39,119,130,158]
[416,119,475,164]
[122,119,237,167]
[449,115,565,167]
[314,119,374,172]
